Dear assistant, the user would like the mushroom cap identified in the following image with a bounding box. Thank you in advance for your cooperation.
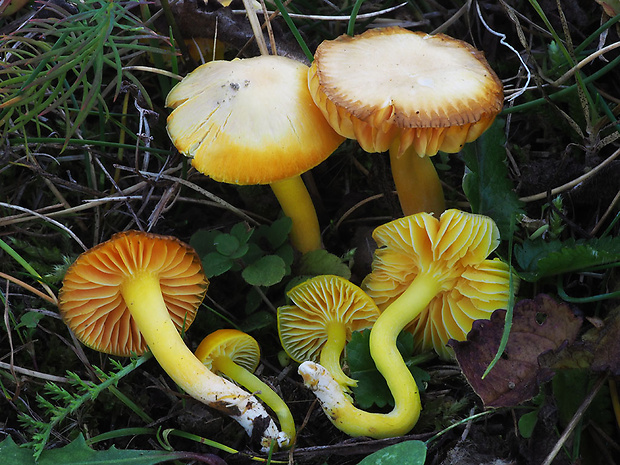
[362,209,514,359]
[195,329,260,373]
[308,27,504,156]
[166,55,345,185]
[277,275,380,364]
[58,231,208,357]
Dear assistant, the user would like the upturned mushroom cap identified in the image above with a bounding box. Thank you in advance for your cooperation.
[195,329,260,373]
[278,275,379,370]
[308,26,504,157]
[362,209,514,359]
[166,55,345,185]
[59,230,208,356]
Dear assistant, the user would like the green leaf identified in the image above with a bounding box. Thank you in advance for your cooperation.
[461,118,524,239]
[241,255,286,287]
[347,330,429,409]
[0,436,34,464]
[202,252,234,278]
[254,217,292,249]
[299,249,352,279]
[243,243,265,264]
[16,311,45,330]
[0,434,194,465]
[239,310,276,332]
[514,236,620,281]
[230,222,254,245]
[213,233,240,256]
[189,229,220,257]
[356,440,427,465]
[518,409,539,439]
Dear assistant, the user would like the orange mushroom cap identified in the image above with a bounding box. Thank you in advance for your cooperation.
[58,230,207,356]
[308,26,504,157]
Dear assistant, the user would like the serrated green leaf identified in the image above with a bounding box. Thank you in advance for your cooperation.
[299,249,352,279]
[0,436,35,465]
[357,440,427,465]
[347,330,429,409]
[462,118,524,239]
[202,252,234,278]
[1,434,190,465]
[514,236,620,281]
[213,233,240,256]
[242,255,286,286]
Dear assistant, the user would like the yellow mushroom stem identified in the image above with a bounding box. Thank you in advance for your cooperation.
[210,355,296,447]
[120,273,283,450]
[270,176,322,254]
[320,321,357,389]
[300,272,441,438]
[389,144,445,217]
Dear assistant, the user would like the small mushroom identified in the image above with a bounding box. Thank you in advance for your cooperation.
[195,329,295,448]
[166,55,345,254]
[58,231,281,450]
[277,275,379,390]
[362,209,514,360]
[308,27,503,216]
[300,210,513,439]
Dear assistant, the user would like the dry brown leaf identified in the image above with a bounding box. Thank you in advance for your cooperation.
[449,294,582,408]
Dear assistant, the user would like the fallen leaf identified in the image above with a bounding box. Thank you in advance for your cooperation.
[449,294,582,408]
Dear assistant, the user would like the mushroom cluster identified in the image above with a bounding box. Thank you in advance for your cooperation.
[298,210,514,438]
[54,24,511,454]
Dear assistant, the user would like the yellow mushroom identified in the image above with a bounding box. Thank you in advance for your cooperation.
[277,275,379,390]
[58,231,282,451]
[308,27,504,216]
[301,210,514,438]
[166,55,344,254]
[195,329,295,448]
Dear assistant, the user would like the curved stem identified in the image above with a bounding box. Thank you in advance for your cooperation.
[319,321,357,389]
[120,273,282,450]
[300,273,439,438]
[213,356,296,447]
[270,176,322,254]
[389,146,445,217]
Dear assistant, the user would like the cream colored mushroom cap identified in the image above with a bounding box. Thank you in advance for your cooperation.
[309,27,504,155]
[58,231,208,357]
[277,275,380,364]
[166,55,345,185]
